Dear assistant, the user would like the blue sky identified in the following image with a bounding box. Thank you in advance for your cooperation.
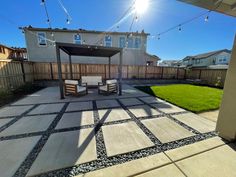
[0,0,236,60]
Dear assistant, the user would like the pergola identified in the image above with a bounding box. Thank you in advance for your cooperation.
[55,42,123,99]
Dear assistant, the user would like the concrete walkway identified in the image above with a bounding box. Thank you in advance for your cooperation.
[0,85,229,177]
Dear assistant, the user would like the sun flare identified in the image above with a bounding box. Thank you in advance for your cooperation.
[134,0,149,14]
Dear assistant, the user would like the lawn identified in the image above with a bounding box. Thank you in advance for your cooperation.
[136,84,223,113]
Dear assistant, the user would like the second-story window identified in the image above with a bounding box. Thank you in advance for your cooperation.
[74,34,82,44]
[127,37,133,48]
[37,32,47,46]
[105,36,112,47]
[119,37,126,48]
[134,37,141,48]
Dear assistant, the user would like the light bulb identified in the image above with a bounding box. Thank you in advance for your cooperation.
[178,25,182,32]
[66,19,70,24]
[205,15,209,22]
[40,0,45,5]
[135,16,138,22]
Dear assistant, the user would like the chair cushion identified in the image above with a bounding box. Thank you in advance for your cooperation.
[106,79,117,84]
[65,80,78,85]
[77,86,86,92]
[81,76,102,86]
[99,85,108,91]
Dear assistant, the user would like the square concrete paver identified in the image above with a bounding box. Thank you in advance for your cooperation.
[96,99,120,109]
[56,111,94,129]
[98,108,131,123]
[0,136,41,177]
[0,118,13,128]
[102,122,154,157]
[176,144,236,177]
[166,136,226,161]
[0,105,33,117]
[28,103,64,115]
[136,164,185,177]
[119,98,143,106]
[128,105,161,118]
[152,102,185,114]
[139,96,165,104]
[142,117,195,143]
[66,101,93,112]
[172,113,216,133]
[27,128,97,176]
[0,115,57,137]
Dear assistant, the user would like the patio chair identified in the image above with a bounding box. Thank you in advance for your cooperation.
[98,79,118,95]
[64,80,88,96]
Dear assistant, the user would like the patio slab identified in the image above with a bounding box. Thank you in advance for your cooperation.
[152,102,185,114]
[0,115,56,137]
[0,105,33,117]
[128,105,161,118]
[98,108,131,123]
[135,164,185,177]
[176,144,236,177]
[102,122,154,157]
[165,136,226,161]
[96,99,120,109]
[141,117,195,143]
[0,118,14,128]
[28,103,64,115]
[27,128,97,176]
[119,98,143,106]
[0,136,41,177]
[66,101,93,112]
[76,153,171,177]
[172,113,216,133]
[139,96,165,104]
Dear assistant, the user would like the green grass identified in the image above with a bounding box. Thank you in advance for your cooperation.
[136,84,223,113]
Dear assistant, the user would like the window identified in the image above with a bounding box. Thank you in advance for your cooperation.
[119,37,126,48]
[104,35,112,47]
[127,37,133,48]
[134,37,141,48]
[0,47,4,53]
[74,34,82,44]
[37,32,47,46]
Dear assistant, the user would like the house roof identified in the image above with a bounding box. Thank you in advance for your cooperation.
[21,26,150,36]
[0,44,14,50]
[145,53,161,61]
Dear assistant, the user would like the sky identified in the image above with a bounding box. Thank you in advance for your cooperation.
[0,0,236,60]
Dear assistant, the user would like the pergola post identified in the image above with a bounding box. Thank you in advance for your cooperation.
[118,49,123,95]
[108,57,111,79]
[56,45,64,99]
[69,55,73,79]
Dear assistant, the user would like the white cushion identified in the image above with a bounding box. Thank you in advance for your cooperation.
[77,86,86,92]
[65,80,78,85]
[106,79,117,84]
[81,76,102,86]
[99,85,108,91]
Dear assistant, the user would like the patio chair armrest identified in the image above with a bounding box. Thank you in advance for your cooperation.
[81,82,88,87]
[98,82,104,86]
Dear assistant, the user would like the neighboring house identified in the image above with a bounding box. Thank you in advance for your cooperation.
[0,44,27,60]
[181,49,231,68]
[21,26,159,66]
[158,60,181,67]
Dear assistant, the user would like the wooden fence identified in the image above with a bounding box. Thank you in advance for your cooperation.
[0,61,227,91]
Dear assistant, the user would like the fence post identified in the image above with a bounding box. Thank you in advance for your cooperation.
[199,69,202,79]
[50,62,53,80]
[145,65,147,79]
[127,66,129,79]
[184,69,187,79]
[20,62,26,83]
[138,66,140,79]
[176,67,179,80]
[161,67,164,79]
[104,64,106,79]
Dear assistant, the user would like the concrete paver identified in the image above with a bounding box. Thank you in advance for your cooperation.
[198,110,219,122]
[102,122,154,157]
[152,102,185,113]
[119,98,143,106]
[28,103,64,115]
[0,136,41,177]
[96,99,120,109]
[142,117,195,143]
[139,96,165,104]
[0,115,56,137]
[56,111,94,129]
[165,136,226,161]
[77,153,171,177]
[135,164,185,177]
[176,144,236,177]
[172,113,216,133]
[128,105,161,118]
[98,108,131,123]
[0,105,33,117]
[66,101,93,112]
[27,128,97,176]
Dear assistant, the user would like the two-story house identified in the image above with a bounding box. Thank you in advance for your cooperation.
[22,27,159,66]
[181,49,231,68]
[0,44,27,61]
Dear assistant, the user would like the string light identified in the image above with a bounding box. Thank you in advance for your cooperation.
[178,25,182,32]
[40,0,45,5]
[135,16,138,22]
[66,18,70,24]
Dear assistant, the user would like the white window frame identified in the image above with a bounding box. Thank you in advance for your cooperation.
[134,37,141,49]
[104,35,112,47]
[127,37,133,48]
[37,32,47,47]
[119,36,126,48]
[74,34,82,44]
